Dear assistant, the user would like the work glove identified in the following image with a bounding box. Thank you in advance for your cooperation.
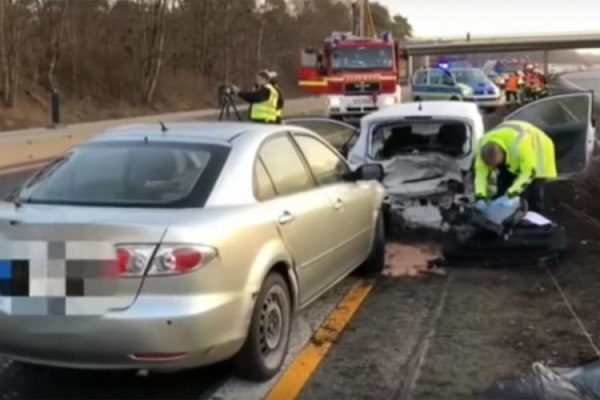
[484,195,521,225]
[474,199,488,212]
[494,195,519,208]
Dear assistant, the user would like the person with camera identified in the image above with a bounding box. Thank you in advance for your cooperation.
[231,70,280,124]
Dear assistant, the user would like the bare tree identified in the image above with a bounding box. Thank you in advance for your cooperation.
[0,0,28,106]
[136,0,167,104]
[0,0,413,122]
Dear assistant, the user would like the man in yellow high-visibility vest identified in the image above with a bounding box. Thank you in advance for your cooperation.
[474,121,557,213]
[232,70,279,123]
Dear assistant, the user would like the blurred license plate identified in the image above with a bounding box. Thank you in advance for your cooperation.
[351,98,373,106]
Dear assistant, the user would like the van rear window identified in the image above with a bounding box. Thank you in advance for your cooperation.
[370,120,471,159]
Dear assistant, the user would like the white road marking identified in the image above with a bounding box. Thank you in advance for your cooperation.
[208,277,360,400]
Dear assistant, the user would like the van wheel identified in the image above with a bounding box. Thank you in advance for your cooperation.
[356,213,386,276]
[233,272,292,381]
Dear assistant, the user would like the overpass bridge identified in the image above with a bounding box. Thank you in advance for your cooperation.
[403,32,600,76]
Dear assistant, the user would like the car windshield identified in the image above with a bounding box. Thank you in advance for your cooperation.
[331,47,393,71]
[452,69,488,85]
[16,141,229,208]
[369,120,471,159]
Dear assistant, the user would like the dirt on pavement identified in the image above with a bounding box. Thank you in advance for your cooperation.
[300,104,600,399]
[299,181,600,400]
[412,181,600,400]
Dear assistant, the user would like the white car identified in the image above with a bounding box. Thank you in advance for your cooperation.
[286,91,596,229]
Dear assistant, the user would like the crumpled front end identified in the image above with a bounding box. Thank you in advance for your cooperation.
[381,154,473,229]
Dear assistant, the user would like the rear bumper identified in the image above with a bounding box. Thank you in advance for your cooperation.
[0,294,249,370]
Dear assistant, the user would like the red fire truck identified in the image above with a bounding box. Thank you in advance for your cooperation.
[298,31,406,121]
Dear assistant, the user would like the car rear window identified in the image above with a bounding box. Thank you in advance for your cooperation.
[19,141,229,208]
[369,120,472,160]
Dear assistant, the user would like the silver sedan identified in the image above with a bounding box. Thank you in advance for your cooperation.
[0,121,386,381]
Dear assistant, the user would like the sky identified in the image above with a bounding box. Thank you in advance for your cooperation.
[377,0,600,52]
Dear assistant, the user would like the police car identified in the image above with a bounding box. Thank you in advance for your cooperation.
[450,67,504,111]
[411,66,473,102]
[411,66,504,112]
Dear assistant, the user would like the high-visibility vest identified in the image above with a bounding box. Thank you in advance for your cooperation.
[506,76,519,91]
[474,121,557,198]
[250,84,279,122]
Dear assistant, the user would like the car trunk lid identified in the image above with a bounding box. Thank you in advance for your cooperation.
[0,202,169,316]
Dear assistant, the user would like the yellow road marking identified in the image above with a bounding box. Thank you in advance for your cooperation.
[265,279,374,400]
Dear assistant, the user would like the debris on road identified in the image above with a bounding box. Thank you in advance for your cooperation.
[383,242,445,277]
[479,360,600,400]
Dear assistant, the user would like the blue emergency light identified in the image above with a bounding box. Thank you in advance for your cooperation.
[437,62,449,69]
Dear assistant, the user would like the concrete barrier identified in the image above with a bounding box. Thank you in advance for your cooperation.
[0,85,416,172]
[0,96,326,171]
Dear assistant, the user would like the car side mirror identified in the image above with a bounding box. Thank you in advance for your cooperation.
[354,164,384,181]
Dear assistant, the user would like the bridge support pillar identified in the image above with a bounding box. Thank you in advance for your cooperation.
[407,56,413,78]
[543,50,549,76]
[424,55,430,67]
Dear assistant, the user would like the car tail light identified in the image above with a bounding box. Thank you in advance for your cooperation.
[115,244,217,277]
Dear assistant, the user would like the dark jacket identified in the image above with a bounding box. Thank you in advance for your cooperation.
[237,85,271,104]
[272,84,284,111]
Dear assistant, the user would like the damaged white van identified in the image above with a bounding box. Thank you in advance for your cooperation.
[284,92,595,229]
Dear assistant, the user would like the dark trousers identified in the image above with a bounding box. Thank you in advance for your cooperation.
[505,90,519,103]
[495,168,545,213]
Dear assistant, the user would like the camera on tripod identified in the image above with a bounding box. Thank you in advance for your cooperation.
[217,83,241,121]
[219,84,234,96]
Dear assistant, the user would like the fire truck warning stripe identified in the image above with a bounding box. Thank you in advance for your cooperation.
[298,80,328,87]
[264,279,374,400]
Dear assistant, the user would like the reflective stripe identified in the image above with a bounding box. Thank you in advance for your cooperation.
[500,122,546,176]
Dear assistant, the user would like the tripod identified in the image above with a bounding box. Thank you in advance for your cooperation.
[218,86,242,121]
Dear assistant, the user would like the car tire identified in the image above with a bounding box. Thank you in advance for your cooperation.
[414,96,422,101]
[450,96,460,101]
[356,213,386,276]
[233,272,292,382]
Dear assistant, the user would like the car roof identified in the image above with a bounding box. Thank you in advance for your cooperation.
[362,101,481,124]
[89,122,287,145]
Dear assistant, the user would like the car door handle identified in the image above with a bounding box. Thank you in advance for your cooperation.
[278,211,295,225]
[334,198,344,210]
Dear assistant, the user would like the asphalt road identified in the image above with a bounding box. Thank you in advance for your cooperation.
[0,72,594,399]
[560,69,600,92]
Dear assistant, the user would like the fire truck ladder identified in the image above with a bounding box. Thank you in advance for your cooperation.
[352,0,377,37]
